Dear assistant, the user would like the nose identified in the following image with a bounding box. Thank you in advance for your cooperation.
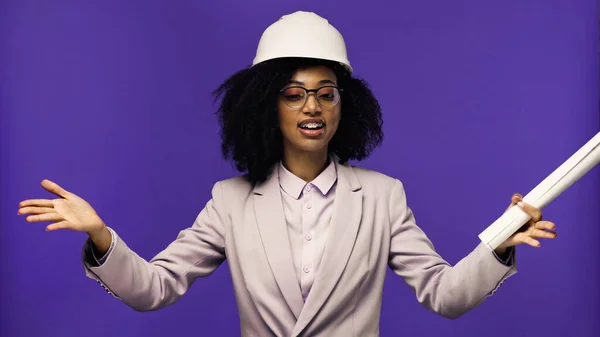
[301,93,321,115]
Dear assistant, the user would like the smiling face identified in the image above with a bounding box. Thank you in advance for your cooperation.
[277,65,341,159]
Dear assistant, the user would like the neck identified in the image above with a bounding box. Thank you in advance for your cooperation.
[282,148,329,182]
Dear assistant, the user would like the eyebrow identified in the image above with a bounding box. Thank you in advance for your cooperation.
[287,79,337,86]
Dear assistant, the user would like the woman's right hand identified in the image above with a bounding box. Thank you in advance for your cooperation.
[18,179,112,253]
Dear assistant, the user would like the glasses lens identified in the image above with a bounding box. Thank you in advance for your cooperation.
[317,87,340,107]
[282,87,306,108]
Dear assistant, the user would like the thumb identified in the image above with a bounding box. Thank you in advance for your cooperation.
[516,200,543,222]
[46,221,74,231]
[41,179,71,199]
[504,193,523,213]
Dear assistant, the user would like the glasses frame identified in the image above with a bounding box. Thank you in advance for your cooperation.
[279,85,343,109]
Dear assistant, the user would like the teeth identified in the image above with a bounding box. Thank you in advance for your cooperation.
[300,122,324,129]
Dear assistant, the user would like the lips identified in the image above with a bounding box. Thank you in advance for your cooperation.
[298,118,326,137]
[298,118,325,130]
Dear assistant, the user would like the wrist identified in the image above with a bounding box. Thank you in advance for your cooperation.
[87,223,108,240]
[87,224,111,255]
[494,245,508,256]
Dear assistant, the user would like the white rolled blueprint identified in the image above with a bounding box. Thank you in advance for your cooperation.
[479,131,600,250]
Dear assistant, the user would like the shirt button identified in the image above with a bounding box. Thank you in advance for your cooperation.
[305,235,312,241]
[306,204,312,209]
[305,185,312,192]
[303,266,310,273]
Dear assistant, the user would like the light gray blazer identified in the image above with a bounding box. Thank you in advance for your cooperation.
[82,161,516,337]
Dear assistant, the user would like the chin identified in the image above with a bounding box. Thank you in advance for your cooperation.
[288,138,330,155]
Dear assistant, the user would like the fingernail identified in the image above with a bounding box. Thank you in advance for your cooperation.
[517,201,524,208]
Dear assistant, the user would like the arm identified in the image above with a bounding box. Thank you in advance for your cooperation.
[387,179,516,319]
[82,182,228,312]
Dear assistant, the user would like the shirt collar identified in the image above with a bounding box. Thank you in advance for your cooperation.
[278,159,337,200]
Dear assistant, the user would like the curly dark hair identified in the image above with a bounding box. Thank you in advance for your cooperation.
[213,57,383,184]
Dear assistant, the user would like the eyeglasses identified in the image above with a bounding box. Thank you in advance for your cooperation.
[280,86,342,109]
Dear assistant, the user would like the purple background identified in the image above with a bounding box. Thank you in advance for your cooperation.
[2,1,599,336]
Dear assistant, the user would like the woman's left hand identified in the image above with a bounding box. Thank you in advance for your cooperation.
[494,193,557,255]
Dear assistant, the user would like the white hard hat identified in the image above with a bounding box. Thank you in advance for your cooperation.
[252,11,353,73]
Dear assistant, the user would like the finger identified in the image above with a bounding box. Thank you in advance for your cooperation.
[529,228,557,239]
[504,193,523,213]
[19,199,53,207]
[18,207,55,215]
[534,221,556,231]
[511,193,523,205]
[517,201,543,222]
[41,179,71,199]
[26,213,64,223]
[516,233,541,247]
[46,221,72,231]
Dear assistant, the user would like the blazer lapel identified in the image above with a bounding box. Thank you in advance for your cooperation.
[253,168,305,319]
[292,162,363,336]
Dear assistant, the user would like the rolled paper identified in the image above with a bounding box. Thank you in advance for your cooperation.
[479,131,600,250]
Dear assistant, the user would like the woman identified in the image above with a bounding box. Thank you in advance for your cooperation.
[17,11,556,337]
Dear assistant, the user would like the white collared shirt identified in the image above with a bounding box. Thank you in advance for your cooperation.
[277,160,337,301]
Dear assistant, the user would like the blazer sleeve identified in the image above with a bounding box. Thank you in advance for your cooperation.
[387,179,517,319]
[81,181,228,312]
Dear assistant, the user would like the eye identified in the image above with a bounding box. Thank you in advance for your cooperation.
[318,87,337,101]
[283,88,305,102]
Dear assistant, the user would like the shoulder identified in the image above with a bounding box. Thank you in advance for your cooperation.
[347,165,412,216]
[211,174,254,198]
[348,164,401,189]
[345,163,409,201]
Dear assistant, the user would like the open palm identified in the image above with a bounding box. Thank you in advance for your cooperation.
[18,179,105,233]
